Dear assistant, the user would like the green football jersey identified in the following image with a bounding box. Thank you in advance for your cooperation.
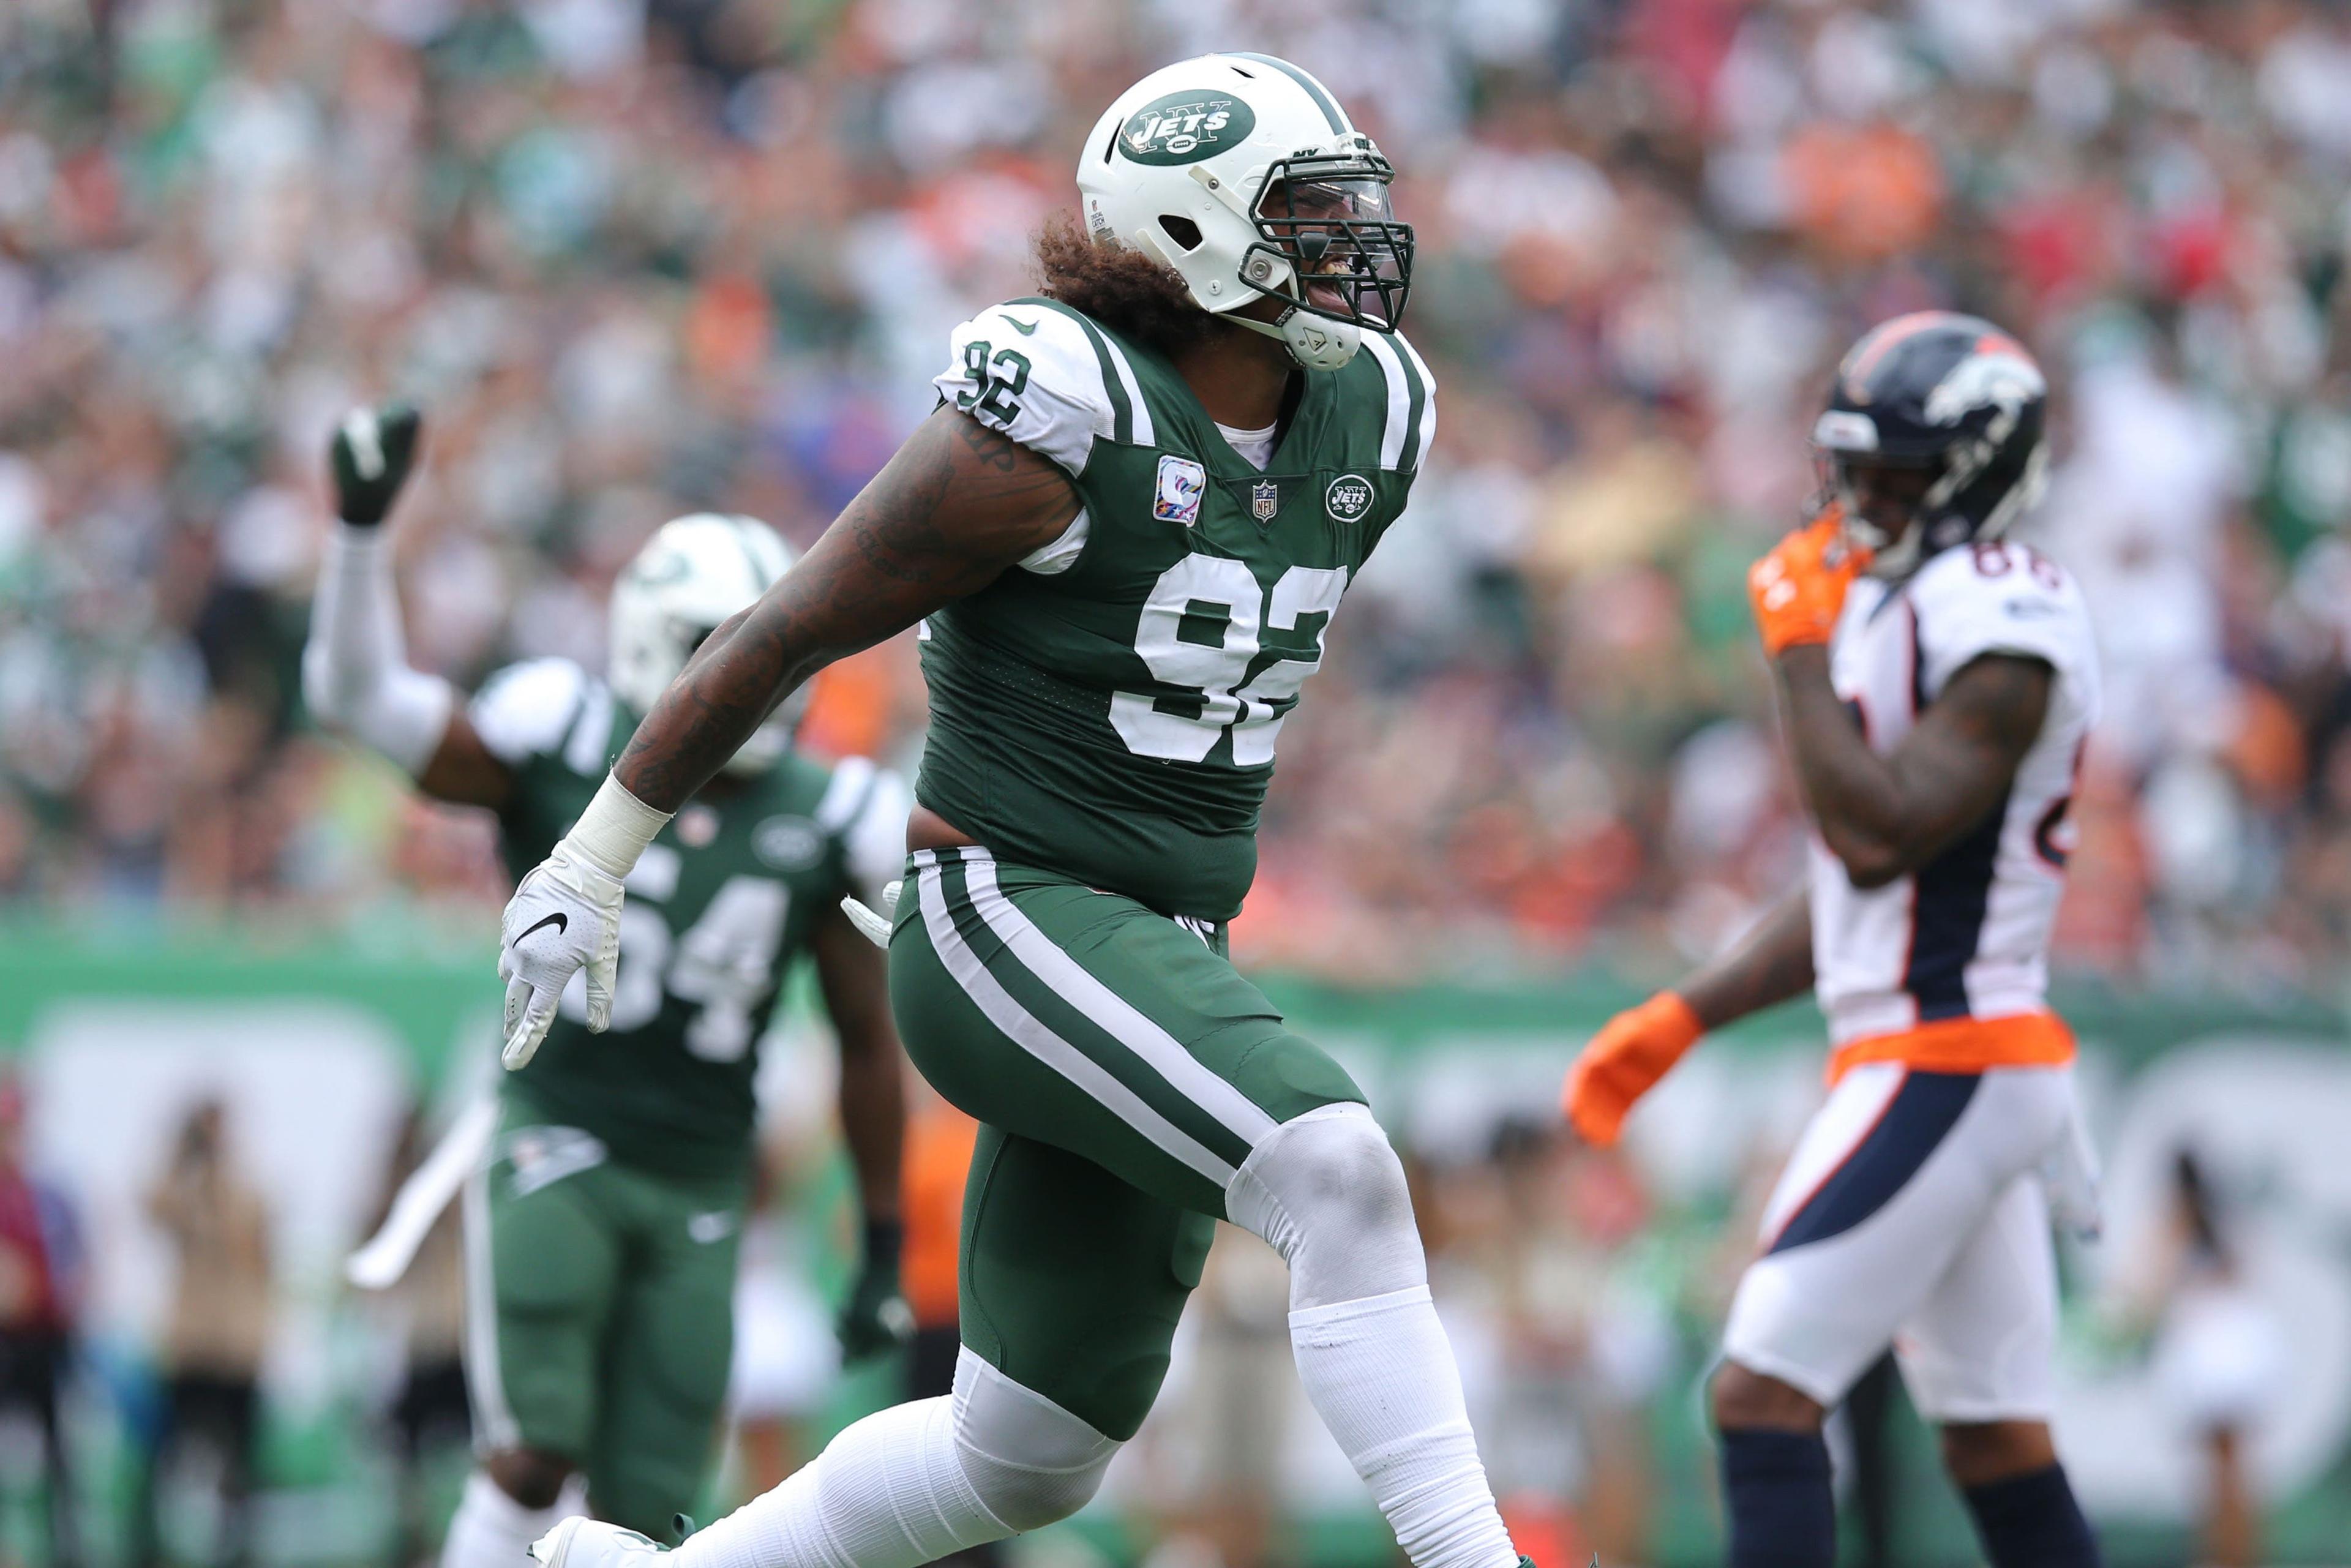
[918,296,1434,920]
[472,658,907,1178]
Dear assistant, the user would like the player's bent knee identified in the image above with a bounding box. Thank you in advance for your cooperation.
[1712,1361,1826,1433]
[961,1452,1111,1534]
[951,1351,1120,1533]
[1226,1102,1426,1308]
[483,1446,574,1511]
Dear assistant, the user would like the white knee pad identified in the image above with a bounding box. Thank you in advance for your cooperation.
[950,1349,1120,1532]
[1226,1102,1428,1309]
[677,1359,1120,1568]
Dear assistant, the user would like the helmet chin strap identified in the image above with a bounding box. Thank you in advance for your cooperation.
[1232,303,1361,371]
[1851,511,1976,581]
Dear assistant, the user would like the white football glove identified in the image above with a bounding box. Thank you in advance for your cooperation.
[499,839,625,1069]
[2042,1093,2104,1242]
[839,880,901,949]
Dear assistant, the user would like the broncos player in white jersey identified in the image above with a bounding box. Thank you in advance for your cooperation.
[1564,314,2104,1568]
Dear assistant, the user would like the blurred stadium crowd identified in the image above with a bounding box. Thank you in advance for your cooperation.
[4,0,2351,992]
[0,3,2342,1566]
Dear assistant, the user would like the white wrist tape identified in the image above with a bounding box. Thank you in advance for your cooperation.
[565,773,673,880]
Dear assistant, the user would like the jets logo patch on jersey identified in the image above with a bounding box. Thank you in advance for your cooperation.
[1154,456,1205,525]
[1325,473,1373,522]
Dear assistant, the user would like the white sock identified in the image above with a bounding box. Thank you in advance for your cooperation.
[441,1470,573,1568]
[1290,1285,1518,1568]
[677,1398,1005,1568]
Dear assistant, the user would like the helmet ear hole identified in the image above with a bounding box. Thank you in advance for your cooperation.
[1158,216,1204,252]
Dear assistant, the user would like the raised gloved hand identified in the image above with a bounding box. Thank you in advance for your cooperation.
[836,1218,916,1363]
[1561,992,1704,1147]
[840,880,902,949]
[329,405,424,528]
[1747,509,1870,658]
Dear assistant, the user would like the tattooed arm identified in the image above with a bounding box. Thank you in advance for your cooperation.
[617,408,1081,811]
[1774,645,2052,889]
[494,410,1079,1068]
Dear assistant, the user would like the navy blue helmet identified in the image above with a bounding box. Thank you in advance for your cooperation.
[1813,312,2049,576]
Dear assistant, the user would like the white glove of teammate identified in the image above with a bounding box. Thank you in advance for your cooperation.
[840,880,901,949]
[498,774,673,1069]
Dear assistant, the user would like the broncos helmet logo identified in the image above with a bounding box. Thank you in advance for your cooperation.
[1924,346,2047,432]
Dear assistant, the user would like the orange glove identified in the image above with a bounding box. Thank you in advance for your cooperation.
[1747,509,1870,658]
[1561,992,1703,1147]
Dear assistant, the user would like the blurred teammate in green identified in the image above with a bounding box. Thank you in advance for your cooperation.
[304,407,911,1567]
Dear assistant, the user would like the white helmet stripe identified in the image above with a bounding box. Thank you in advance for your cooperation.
[721,513,782,597]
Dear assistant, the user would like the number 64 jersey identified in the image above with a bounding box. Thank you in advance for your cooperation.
[1810,539,2102,1085]
[473,657,909,1178]
[923,296,1434,921]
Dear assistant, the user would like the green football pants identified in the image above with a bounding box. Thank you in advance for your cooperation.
[463,1108,745,1536]
[888,846,1366,1438]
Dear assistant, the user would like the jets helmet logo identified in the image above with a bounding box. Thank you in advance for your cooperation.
[1120,92,1256,166]
[1324,473,1373,522]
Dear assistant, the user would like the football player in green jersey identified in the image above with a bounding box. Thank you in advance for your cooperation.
[501,54,1531,1568]
[302,408,912,1568]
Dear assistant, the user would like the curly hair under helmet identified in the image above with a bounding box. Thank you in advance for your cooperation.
[1033,214,1222,361]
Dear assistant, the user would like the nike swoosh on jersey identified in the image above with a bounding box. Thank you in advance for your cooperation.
[517,911,568,943]
[1002,315,1038,334]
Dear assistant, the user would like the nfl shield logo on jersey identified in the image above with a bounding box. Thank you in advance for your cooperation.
[1153,456,1205,526]
[1251,480,1280,521]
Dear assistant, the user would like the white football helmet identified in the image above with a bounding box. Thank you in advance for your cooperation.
[1076,53,1412,372]
[609,512,800,775]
